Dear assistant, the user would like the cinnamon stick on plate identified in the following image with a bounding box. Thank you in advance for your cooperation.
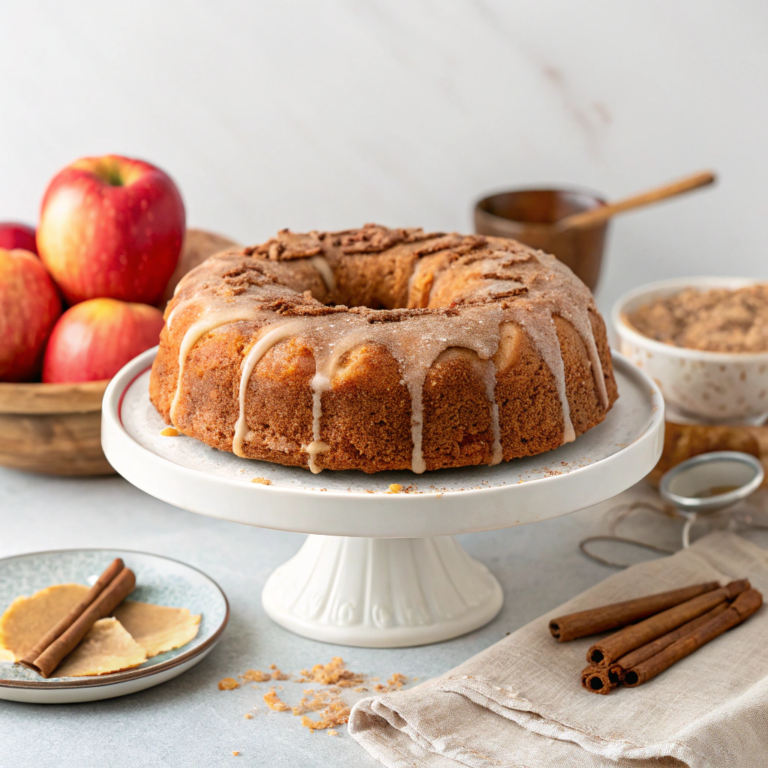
[609,602,730,683]
[20,558,136,678]
[623,588,763,687]
[548,581,720,642]
[587,580,750,668]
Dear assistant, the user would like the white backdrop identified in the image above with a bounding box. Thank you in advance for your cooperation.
[2,1,767,315]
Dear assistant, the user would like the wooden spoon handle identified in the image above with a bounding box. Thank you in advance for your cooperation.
[557,170,716,232]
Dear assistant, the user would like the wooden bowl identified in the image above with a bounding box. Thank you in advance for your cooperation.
[0,380,114,476]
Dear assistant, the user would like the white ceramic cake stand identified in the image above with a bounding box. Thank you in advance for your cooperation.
[102,348,664,648]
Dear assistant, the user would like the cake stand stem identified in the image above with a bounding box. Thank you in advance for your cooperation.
[261,534,503,648]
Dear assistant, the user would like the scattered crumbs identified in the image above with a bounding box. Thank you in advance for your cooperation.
[299,657,364,687]
[252,477,272,485]
[264,688,290,712]
[222,658,411,737]
[388,483,403,494]
[160,427,179,437]
[242,669,271,682]
[364,489,374,494]
[301,700,351,733]
[232,751,239,756]
[270,665,290,681]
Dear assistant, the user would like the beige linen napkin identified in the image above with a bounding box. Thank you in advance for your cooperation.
[349,532,768,768]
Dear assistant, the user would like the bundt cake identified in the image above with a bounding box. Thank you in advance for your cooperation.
[150,225,618,474]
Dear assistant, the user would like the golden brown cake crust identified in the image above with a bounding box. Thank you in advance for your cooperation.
[150,225,618,474]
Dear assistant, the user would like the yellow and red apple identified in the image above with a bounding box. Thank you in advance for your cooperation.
[0,222,38,255]
[37,155,185,306]
[0,248,62,381]
[43,298,164,383]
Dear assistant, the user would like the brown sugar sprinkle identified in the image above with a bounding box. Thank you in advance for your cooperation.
[160,427,179,437]
[264,688,290,712]
[241,669,271,683]
[218,678,239,691]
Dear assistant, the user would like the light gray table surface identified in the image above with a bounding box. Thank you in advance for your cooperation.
[0,466,714,768]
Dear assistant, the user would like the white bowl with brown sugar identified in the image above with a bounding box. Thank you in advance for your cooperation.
[613,277,768,421]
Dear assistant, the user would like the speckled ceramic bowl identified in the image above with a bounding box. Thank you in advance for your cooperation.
[613,277,768,422]
[0,549,228,703]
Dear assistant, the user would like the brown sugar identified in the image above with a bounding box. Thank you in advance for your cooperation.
[263,688,291,712]
[218,678,239,691]
[627,284,768,353]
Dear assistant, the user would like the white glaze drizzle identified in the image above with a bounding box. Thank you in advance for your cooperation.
[170,307,259,425]
[310,256,336,294]
[481,358,503,465]
[233,320,305,457]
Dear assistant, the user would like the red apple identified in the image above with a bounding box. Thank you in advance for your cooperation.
[37,155,185,305]
[0,248,62,381]
[42,298,165,383]
[0,222,38,255]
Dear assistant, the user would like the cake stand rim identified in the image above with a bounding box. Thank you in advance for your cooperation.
[101,348,664,537]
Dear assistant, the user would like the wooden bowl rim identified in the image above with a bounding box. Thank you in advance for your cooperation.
[0,379,110,415]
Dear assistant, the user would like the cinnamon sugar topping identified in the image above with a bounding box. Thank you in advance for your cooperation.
[628,285,768,353]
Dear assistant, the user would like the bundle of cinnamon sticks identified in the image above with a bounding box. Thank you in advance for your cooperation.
[549,579,763,694]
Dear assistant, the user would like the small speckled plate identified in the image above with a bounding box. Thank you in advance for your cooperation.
[0,549,228,704]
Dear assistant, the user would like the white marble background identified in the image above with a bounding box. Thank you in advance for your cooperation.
[1,1,766,314]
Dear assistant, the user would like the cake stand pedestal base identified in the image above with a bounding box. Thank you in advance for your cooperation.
[261,535,503,647]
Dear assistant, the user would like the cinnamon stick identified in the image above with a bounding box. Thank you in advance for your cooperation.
[20,558,125,668]
[587,579,749,668]
[548,581,720,642]
[623,588,763,687]
[581,665,619,695]
[609,602,729,682]
[21,563,136,678]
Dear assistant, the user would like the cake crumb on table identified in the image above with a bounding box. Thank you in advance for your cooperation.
[218,678,239,691]
[160,427,179,437]
[251,477,272,485]
[231,751,239,756]
[388,483,403,493]
[264,688,291,711]
[241,669,271,682]
[328,730,338,737]
[243,713,253,720]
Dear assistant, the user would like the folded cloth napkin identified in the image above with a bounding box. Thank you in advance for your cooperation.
[349,532,768,768]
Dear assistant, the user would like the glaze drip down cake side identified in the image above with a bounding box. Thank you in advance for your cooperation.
[149,225,618,474]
